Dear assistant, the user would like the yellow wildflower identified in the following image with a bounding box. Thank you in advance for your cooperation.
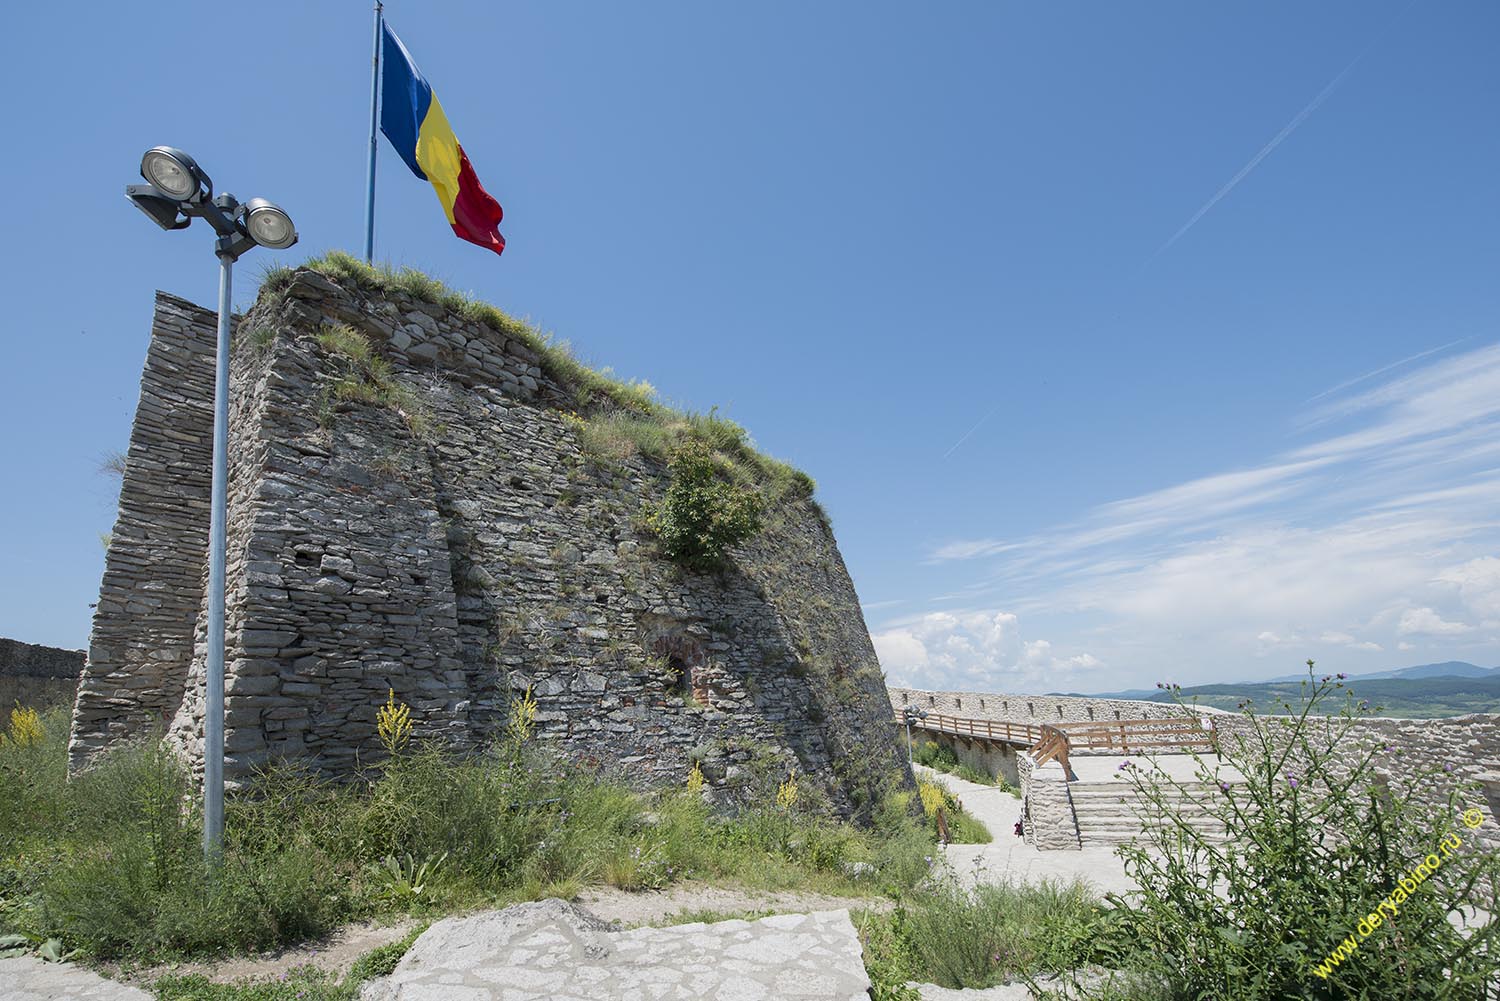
[376,689,412,754]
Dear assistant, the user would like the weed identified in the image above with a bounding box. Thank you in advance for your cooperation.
[376,690,412,755]
[861,878,1122,990]
[0,699,937,964]
[1110,663,1500,999]
[315,323,434,440]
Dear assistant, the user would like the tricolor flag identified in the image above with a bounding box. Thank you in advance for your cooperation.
[380,23,505,256]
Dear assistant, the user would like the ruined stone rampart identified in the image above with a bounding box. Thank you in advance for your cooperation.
[0,638,85,710]
[893,686,1500,851]
[888,686,1197,727]
[72,270,910,818]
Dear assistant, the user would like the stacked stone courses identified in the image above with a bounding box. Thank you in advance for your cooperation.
[71,270,910,818]
[0,638,85,710]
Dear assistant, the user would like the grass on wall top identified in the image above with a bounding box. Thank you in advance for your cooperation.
[262,252,820,510]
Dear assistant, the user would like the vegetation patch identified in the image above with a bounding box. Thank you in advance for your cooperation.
[1104,666,1500,999]
[0,700,934,965]
[152,926,424,1001]
[645,438,764,571]
[916,777,991,844]
[859,878,1126,994]
[315,322,435,439]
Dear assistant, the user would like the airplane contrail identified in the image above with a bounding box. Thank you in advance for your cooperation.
[1141,59,1364,268]
[942,405,999,459]
[1141,0,1417,270]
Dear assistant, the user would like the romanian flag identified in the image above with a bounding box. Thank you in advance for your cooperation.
[380,22,505,256]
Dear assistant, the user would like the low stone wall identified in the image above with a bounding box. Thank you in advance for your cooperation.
[0,638,84,710]
[889,686,1200,727]
[1018,753,1079,850]
[896,686,1500,853]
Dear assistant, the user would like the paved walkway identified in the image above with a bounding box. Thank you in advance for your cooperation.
[0,957,151,1001]
[919,764,1140,895]
[363,899,871,1001]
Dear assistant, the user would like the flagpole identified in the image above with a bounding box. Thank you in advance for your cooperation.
[363,0,383,263]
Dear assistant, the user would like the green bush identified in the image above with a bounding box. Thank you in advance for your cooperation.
[861,877,1124,990]
[1107,665,1500,999]
[953,763,995,787]
[912,741,959,773]
[646,438,764,570]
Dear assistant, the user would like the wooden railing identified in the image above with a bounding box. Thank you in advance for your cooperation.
[1031,724,1071,772]
[1054,717,1219,755]
[899,711,1046,747]
[900,708,1219,781]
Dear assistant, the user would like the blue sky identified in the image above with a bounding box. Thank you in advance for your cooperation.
[1,1,1497,693]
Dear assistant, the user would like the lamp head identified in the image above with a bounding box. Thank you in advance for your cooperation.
[140,146,209,203]
[241,197,298,250]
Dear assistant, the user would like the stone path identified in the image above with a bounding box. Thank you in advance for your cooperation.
[918,765,1139,896]
[361,898,871,1001]
[0,957,151,1001]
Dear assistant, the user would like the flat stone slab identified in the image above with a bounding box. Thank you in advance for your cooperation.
[0,957,152,1001]
[362,899,870,1001]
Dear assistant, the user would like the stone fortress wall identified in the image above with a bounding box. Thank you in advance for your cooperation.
[71,271,911,818]
[891,686,1500,852]
[0,638,85,711]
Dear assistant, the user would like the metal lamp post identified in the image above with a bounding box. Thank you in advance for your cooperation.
[127,147,298,857]
[903,707,928,764]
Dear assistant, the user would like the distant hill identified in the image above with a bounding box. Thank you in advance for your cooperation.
[1057,673,1500,718]
[1054,661,1500,717]
[1262,661,1499,683]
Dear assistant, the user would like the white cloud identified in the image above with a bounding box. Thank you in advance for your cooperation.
[870,610,1102,692]
[1396,607,1473,637]
[1437,557,1500,622]
[911,340,1500,688]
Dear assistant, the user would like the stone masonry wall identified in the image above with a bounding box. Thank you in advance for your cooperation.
[1017,753,1080,850]
[75,270,911,819]
[889,686,1198,728]
[0,638,85,710]
[69,294,216,766]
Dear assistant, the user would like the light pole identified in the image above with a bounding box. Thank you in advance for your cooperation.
[903,707,928,765]
[127,147,298,857]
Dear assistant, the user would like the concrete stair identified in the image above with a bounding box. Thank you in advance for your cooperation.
[1068,780,1233,845]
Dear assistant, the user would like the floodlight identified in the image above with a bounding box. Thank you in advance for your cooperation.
[140,146,205,201]
[242,198,298,250]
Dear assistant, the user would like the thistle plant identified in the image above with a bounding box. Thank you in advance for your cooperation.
[376,689,412,755]
[1108,663,1500,1000]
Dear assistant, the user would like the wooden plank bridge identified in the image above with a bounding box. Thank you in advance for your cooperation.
[899,709,1219,779]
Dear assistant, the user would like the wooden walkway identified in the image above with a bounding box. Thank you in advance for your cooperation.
[900,708,1219,779]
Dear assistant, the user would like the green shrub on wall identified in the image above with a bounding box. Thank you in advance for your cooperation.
[647,438,764,571]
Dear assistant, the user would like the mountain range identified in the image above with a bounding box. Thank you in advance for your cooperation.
[1057,662,1500,718]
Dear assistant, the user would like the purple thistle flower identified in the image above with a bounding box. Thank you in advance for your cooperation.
[1444,762,1455,772]
[1336,672,1347,680]
[1287,775,1299,789]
